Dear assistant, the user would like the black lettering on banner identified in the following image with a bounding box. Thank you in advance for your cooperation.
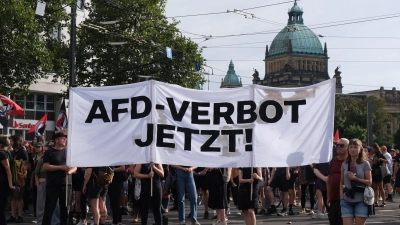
[166,98,190,122]
[177,127,200,151]
[284,100,306,123]
[221,129,244,152]
[245,129,253,151]
[259,100,283,123]
[237,101,257,124]
[192,102,211,125]
[156,124,176,148]
[85,100,111,123]
[135,123,154,147]
[200,130,220,152]
[213,102,234,125]
[131,96,151,119]
[112,98,129,122]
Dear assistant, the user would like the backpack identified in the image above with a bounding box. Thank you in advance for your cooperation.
[5,150,26,188]
[93,167,114,187]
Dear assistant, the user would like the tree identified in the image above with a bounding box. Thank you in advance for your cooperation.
[68,0,204,89]
[0,0,70,96]
[334,95,393,144]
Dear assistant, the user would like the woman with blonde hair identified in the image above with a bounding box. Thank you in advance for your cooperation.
[340,138,372,225]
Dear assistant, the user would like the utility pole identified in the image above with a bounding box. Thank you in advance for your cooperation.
[69,3,77,87]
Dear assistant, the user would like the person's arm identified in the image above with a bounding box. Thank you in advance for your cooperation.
[286,167,291,180]
[43,163,69,172]
[133,164,154,179]
[314,167,328,183]
[67,167,77,175]
[394,161,398,181]
[82,168,92,194]
[35,174,39,187]
[152,163,164,178]
[326,175,330,205]
[268,168,276,186]
[1,159,16,189]
[239,169,253,184]
[339,170,344,199]
[379,156,389,164]
[252,167,262,181]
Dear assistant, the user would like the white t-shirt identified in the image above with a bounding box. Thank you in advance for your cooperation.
[383,152,393,174]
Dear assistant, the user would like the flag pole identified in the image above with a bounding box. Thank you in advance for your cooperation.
[250,167,253,200]
[150,166,153,197]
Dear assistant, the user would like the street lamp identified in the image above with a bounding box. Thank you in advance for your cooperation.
[203,65,214,90]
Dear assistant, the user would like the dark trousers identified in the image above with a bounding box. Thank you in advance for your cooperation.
[42,184,70,225]
[80,191,87,220]
[301,183,315,209]
[0,184,10,225]
[141,180,162,225]
[109,181,123,224]
[328,200,342,225]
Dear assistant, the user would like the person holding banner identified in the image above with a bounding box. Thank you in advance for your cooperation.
[238,167,262,225]
[42,132,76,225]
[134,162,164,225]
[265,167,291,216]
[171,165,200,225]
[208,168,231,225]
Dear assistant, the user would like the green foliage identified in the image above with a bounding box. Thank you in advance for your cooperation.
[334,95,393,145]
[0,0,70,96]
[69,0,205,89]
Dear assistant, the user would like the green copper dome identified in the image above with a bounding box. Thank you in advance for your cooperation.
[268,1,324,57]
[223,60,240,85]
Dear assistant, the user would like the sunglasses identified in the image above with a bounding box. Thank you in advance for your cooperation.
[337,144,347,148]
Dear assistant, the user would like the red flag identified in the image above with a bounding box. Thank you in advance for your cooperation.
[0,94,25,116]
[27,112,48,136]
[334,129,340,142]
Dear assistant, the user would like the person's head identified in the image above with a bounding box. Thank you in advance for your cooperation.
[34,136,45,145]
[346,138,365,164]
[33,142,44,154]
[10,134,24,149]
[390,149,396,157]
[53,132,67,149]
[336,138,349,157]
[0,135,10,149]
[380,145,387,153]
[362,144,368,153]
[371,142,381,155]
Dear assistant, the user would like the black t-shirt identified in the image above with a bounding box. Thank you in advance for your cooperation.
[42,147,71,185]
[239,167,259,190]
[11,148,28,161]
[275,167,287,177]
[140,163,160,182]
[313,163,329,191]
[0,150,9,185]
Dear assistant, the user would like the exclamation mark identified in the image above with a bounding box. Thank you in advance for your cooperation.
[245,129,253,152]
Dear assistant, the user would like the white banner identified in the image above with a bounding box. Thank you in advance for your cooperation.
[67,79,335,167]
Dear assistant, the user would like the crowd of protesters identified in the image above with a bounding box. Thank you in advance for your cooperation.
[1,133,400,225]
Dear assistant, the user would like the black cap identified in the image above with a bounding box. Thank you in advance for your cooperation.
[34,142,44,147]
[53,132,67,139]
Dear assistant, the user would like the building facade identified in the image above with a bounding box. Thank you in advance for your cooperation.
[220,60,243,88]
[252,0,343,92]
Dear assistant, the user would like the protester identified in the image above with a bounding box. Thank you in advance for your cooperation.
[208,168,230,225]
[171,165,200,225]
[340,138,372,225]
[265,167,290,216]
[72,167,86,225]
[42,132,76,225]
[33,141,46,225]
[238,167,262,225]
[368,143,388,207]
[257,168,266,215]
[0,135,16,225]
[7,134,28,223]
[194,167,210,219]
[393,149,400,208]
[298,165,316,215]
[228,168,240,215]
[313,162,329,219]
[108,165,125,225]
[327,138,349,225]
[133,163,164,225]
[288,167,299,215]
[83,167,110,225]
[381,145,393,202]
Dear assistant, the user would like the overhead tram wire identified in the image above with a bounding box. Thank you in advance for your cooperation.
[203,47,400,50]
[167,1,294,18]
[205,60,400,63]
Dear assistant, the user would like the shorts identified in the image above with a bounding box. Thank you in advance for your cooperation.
[12,187,25,198]
[340,199,368,218]
[87,184,108,199]
[194,173,209,191]
[383,175,392,184]
[372,173,383,183]
[395,172,400,188]
[269,175,289,192]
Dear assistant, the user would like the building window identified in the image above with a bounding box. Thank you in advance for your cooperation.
[11,94,56,121]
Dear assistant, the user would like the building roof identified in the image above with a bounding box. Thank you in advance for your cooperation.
[268,1,324,57]
[223,60,241,85]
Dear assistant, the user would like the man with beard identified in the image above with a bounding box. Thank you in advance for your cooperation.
[42,132,77,225]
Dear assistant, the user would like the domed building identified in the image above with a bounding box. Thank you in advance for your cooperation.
[221,60,242,88]
[252,0,342,92]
